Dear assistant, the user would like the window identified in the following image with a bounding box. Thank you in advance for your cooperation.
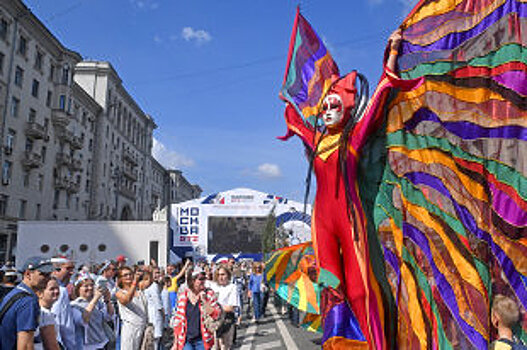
[53,190,60,209]
[40,146,46,162]
[38,174,44,191]
[61,64,69,85]
[0,19,7,41]
[59,95,66,110]
[5,129,15,151]
[31,79,39,98]
[18,36,27,56]
[2,161,12,185]
[0,52,4,74]
[76,197,80,211]
[10,97,19,117]
[22,171,29,187]
[66,193,71,209]
[0,195,7,216]
[25,138,33,152]
[19,200,26,219]
[14,66,23,87]
[34,51,43,70]
[49,63,54,81]
[46,91,52,107]
[28,108,36,122]
[35,204,41,220]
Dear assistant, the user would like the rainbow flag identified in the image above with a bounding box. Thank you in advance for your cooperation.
[280,7,340,127]
[357,0,527,348]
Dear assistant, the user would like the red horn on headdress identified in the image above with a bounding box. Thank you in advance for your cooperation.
[329,71,357,111]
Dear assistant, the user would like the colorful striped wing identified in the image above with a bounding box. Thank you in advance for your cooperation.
[280,8,340,127]
[362,0,527,348]
[265,242,321,314]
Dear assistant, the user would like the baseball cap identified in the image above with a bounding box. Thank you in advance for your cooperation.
[116,255,127,263]
[20,256,54,274]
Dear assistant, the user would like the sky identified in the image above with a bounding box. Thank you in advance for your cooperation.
[25,0,418,202]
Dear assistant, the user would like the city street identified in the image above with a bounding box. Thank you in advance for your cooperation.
[233,302,322,350]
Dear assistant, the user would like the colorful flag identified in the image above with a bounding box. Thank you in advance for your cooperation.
[280,7,340,127]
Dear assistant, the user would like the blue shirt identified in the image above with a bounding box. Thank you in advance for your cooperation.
[248,274,264,293]
[51,281,78,350]
[0,282,40,350]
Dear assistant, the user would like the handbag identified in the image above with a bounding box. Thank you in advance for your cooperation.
[140,324,155,350]
[216,311,235,337]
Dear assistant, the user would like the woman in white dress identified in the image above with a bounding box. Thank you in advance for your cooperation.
[34,277,61,350]
[116,266,148,350]
[211,266,239,350]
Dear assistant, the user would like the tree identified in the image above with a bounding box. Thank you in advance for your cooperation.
[261,206,276,255]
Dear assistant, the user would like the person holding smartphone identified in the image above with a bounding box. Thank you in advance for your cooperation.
[116,266,148,350]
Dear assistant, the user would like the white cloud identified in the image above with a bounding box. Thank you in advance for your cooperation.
[130,0,159,10]
[256,163,282,179]
[152,138,195,169]
[181,27,212,45]
[153,35,162,43]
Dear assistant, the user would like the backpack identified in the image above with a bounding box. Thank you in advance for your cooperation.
[496,338,527,350]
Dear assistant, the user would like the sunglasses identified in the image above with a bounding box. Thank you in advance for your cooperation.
[197,277,206,281]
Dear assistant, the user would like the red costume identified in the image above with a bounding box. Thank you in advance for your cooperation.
[280,70,404,349]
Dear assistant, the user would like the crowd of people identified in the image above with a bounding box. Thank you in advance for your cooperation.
[0,255,271,350]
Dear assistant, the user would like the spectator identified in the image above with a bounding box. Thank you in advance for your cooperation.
[212,266,239,350]
[34,277,61,350]
[171,268,222,350]
[232,267,246,326]
[116,255,127,269]
[0,257,53,349]
[95,260,117,294]
[71,273,114,349]
[0,267,18,300]
[248,263,266,322]
[490,294,526,349]
[167,260,191,312]
[143,268,165,350]
[161,275,172,326]
[116,266,148,350]
[51,257,78,349]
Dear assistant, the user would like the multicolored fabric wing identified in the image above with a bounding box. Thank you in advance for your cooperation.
[265,242,321,314]
[279,7,340,127]
[359,0,527,348]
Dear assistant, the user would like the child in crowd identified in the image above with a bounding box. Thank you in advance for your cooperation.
[490,294,526,350]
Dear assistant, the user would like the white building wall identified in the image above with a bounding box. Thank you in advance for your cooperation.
[17,221,168,267]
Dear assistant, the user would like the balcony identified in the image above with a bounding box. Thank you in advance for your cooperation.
[118,184,135,200]
[51,109,70,128]
[21,151,42,169]
[70,135,84,150]
[25,121,48,140]
[56,152,71,166]
[70,157,83,171]
[53,176,80,193]
[54,176,69,189]
[56,129,75,143]
[123,148,138,166]
[122,166,138,181]
[67,181,81,193]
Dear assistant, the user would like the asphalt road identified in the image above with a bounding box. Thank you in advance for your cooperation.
[233,299,322,350]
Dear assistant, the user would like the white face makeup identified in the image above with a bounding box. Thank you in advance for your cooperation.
[321,94,344,127]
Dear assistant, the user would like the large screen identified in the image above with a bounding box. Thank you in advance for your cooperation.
[207,216,267,254]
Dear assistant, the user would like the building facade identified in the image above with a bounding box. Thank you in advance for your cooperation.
[0,0,200,262]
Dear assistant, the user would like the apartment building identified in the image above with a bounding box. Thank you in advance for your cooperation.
[168,169,202,203]
[0,0,201,262]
